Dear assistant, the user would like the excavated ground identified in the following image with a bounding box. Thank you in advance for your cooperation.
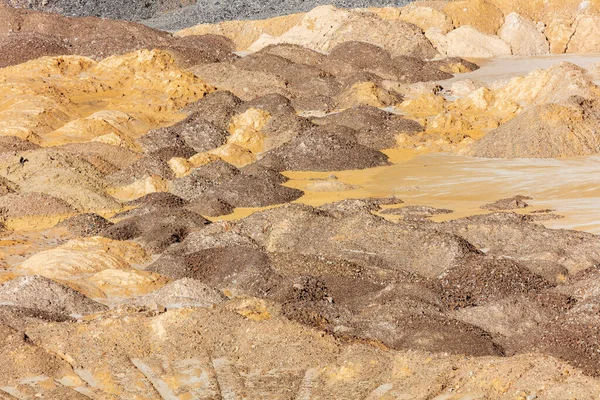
[4,2,600,399]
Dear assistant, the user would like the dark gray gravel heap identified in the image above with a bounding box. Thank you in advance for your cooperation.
[3,0,419,31]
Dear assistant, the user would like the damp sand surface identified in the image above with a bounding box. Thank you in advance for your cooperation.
[446,53,600,86]
[216,150,600,234]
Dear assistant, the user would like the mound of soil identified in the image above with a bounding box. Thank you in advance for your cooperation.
[439,256,553,309]
[57,142,140,176]
[147,246,281,298]
[139,114,229,153]
[170,160,240,201]
[182,90,243,130]
[258,128,391,171]
[134,278,227,309]
[100,208,210,254]
[107,146,196,185]
[257,44,326,67]
[469,97,600,158]
[434,212,600,276]
[185,195,234,217]
[56,213,113,237]
[313,106,422,150]
[0,275,107,316]
[0,192,75,217]
[0,136,39,153]
[0,5,238,68]
[0,305,73,331]
[206,173,304,207]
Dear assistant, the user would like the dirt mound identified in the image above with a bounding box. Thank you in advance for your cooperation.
[0,137,39,153]
[134,278,227,309]
[169,160,301,207]
[246,6,437,59]
[0,6,238,68]
[0,193,75,217]
[0,275,107,316]
[313,106,422,150]
[107,146,196,185]
[434,212,600,276]
[0,305,73,331]
[470,97,600,158]
[258,128,391,171]
[139,114,229,154]
[516,311,600,376]
[147,246,281,298]
[0,31,72,69]
[326,41,453,83]
[185,195,235,217]
[440,256,553,309]
[56,142,140,175]
[207,173,303,207]
[170,160,241,200]
[0,149,120,212]
[56,213,113,237]
[232,203,477,278]
[257,43,326,66]
[100,208,210,254]
[183,90,243,130]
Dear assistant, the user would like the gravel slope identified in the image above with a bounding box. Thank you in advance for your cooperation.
[1,0,419,30]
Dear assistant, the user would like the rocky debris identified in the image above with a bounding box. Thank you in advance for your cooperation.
[56,213,113,237]
[133,278,227,309]
[470,97,600,158]
[0,275,107,316]
[482,195,532,210]
[498,12,549,56]
[440,256,553,309]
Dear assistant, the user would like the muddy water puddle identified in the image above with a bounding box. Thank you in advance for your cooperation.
[214,151,600,234]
